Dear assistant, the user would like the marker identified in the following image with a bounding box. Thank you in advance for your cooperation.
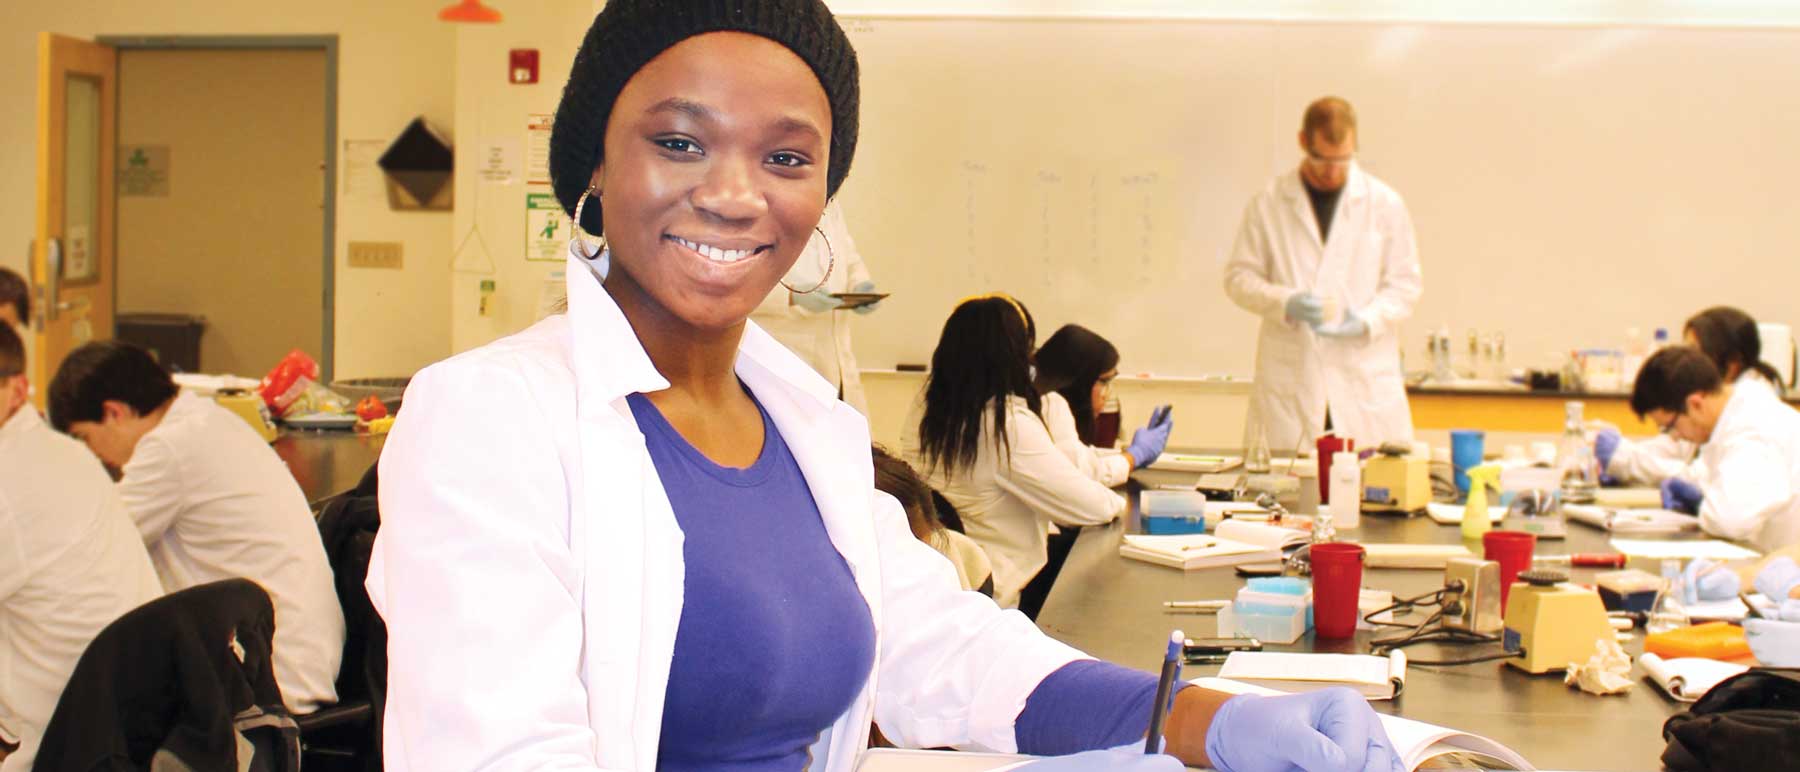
[1144,629,1182,755]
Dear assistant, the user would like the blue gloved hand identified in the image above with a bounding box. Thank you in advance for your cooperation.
[1285,292,1325,326]
[1125,405,1173,469]
[1661,477,1703,515]
[1680,559,1742,605]
[1013,747,1185,772]
[1313,308,1370,339]
[849,279,882,315]
[1744,618,1800,665]
[1755,556,1800,606]
[793,285,842,313]
[1204,688,1407,772]
[1594,429,1622,485]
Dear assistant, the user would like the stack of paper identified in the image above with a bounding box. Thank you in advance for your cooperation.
[1218,651,1408,700]
[1640,652,1749,702]
[1213,519,1310,550]
[1147,452,1243,473]
[1564,505,1699,534]
[1424,501,1505,525]
[1362,543,1474,569]
[1609,539,1760,561]
[1119,533,1281,571]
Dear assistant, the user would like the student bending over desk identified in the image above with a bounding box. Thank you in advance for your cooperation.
[0,325,162,772]
[48,341,345,714]
[364,2,1403,770]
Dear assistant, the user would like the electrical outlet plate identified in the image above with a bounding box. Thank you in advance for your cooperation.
[348,241,404,269]
[1443,557,1504,635]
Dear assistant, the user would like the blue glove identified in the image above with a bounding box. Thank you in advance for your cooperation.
[793,285,842,313]
[1285,292,1325,326]
[1313,308,1370,339]
[1594,429,1622,485]
[1204,688,1407,772]
[1755,556,1800,606]
[1125,405,1173,469]
[1661,477,1703,515]
[1744,618,1800,666]
[850,279,882,315]
[1680,559,1742,605]
[1014,747,1185,772]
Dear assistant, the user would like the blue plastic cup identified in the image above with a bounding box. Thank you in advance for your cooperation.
[1451,429,1486,498]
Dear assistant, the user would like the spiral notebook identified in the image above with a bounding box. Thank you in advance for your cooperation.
[1217,651,1408,700]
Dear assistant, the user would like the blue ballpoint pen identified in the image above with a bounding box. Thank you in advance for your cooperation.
[1144,629,1182,754]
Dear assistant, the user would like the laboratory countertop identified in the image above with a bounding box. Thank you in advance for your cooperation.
[273,428,385,506]
[1037,468,1696,772]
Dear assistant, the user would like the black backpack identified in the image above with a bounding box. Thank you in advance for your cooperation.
[1662,668,1800,772]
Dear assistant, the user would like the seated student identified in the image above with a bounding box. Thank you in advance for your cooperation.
[1033,324,1172,487]
[47,342,344,714]
[1600,306,1785,486]
[901,295,1128,611]
[872,444,993,596]
[0,325,163,772]
[0,268,30,386]
[1630,346,1800,552]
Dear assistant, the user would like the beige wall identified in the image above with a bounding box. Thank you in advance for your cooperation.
[1,0,454,380]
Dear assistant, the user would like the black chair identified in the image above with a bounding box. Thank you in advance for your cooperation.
[301,463,386,771]
[35,579,301,772]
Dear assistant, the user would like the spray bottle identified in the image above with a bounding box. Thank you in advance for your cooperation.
[1462,463,1503,539]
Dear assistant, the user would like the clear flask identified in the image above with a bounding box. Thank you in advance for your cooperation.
[1557,401,1598,504]
[1647,559,1692,634]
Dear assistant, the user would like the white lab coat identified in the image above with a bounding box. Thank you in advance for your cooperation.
[1224,164,1423,452]
[752,201,874,414]
[899,395,1127,609]
[117,391,344,714]
[0,409,163,772]
[1604,372,1778,486]
[1696,378,1800,553]
[365,246,1089,771]
[1041,391,1131,488]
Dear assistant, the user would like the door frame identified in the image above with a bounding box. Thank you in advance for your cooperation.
[98,34,340,381]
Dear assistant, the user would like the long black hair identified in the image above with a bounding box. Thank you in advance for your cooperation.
[1033,324,1119,446]
[917,295,1038,479]
[1684,306,1785,393]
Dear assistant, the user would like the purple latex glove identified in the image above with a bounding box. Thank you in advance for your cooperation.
[1204,688,1406,772]
[1594,429,1622,485]
[1125,405,1173,469]
[1680,559,1742,605]
[1661,477,1703,515]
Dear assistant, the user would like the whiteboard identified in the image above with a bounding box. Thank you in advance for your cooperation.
[834,17,1800,378]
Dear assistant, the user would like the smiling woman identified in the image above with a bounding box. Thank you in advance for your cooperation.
[363,2,1402,771]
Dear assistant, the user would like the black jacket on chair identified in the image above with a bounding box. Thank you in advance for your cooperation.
[33,579,300,772]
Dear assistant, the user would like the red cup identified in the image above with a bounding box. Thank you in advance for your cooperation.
[1310,543,1366,639]
[1316,434,1353,504]
[1484,530,1537,610]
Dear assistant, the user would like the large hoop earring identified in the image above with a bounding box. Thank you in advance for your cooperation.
[780,224,835,295]
[570,186,606,258]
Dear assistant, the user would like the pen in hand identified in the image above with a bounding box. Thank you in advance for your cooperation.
[1144,629,1182,755]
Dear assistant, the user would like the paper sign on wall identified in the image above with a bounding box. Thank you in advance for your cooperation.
[525,187,567,262]
[480,137,520,185]
[526,114,553,185]
[118,145,170,196]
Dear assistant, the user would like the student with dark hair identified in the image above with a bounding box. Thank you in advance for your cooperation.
[901,295,1127,612]
[1630,346,1800,551]
[0,268,33,397]
[871,444,992,596]
[1,325,162,772]
[1601,306,1787,486]
[1034,324,1172,487]
[47,341,344,715]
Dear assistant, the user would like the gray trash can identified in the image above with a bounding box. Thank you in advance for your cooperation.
[116,313,207,373]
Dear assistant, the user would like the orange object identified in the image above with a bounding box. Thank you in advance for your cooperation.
[259,349,320,415]
[1645,621,1752,660]
[355,395,388,422]
[438,0,502,23]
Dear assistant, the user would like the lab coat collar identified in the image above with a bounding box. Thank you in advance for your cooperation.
[1282,162,1369,249]
[0,403,43,445]
[561,245,838,417]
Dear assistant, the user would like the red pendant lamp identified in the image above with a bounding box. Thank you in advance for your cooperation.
[439,0,502,23]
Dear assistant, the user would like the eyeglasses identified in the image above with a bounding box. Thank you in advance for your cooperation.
[1306,150,1355,169]
[1658,411,1685,435]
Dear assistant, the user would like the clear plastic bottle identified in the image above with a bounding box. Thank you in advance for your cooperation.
[1647,559,1692,634]
[1557,401,1598,503]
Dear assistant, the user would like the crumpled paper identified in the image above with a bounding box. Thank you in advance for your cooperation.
[1564,638,1635,695]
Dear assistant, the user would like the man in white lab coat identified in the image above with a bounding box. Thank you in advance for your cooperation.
[1224,97,1423,451]
[47,341,345,714]
[751,199,880,414]
[0,325,163,772]
[1631,346,1800,553]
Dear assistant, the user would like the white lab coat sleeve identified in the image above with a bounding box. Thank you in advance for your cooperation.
[367,360,609,771]
[115,434,187,546]
[866,490,1089,752]
[0,491,25,601]
[994,404,1127,528]
[1222,199,1294,325]
[1041,394,1130,487]
[1606,434,1694,487]
[1359,199,1422,341]
[1699,433,1793,544]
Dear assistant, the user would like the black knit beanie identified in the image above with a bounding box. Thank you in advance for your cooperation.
[550,0,860,236]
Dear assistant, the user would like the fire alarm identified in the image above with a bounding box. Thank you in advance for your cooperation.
[509,49,539,84]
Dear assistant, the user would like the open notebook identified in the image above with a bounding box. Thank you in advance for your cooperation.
[1218,651,1408,700]
[1639,652,1749,702]
[1563,504,1699,534]
[1119,533,1280,571]
[1148,453,1244,473]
